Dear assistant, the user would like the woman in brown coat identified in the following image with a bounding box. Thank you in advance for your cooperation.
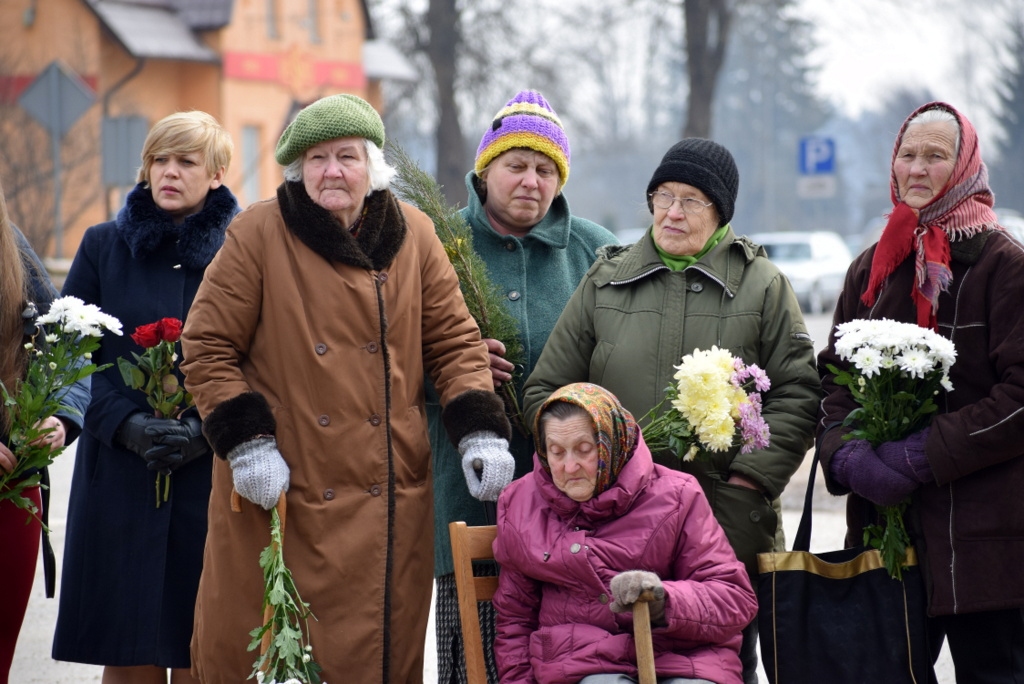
[181,94,515,683]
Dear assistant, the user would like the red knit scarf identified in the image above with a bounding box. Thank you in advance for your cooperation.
[862,102,999,330]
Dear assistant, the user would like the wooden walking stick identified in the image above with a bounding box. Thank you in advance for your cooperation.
[633,588,657,684]
[231,489,288,669]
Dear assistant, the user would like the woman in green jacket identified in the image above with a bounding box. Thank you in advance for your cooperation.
[522,138,820,684]
[428,90,616,684]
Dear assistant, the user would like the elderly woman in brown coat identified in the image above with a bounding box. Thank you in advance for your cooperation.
[181,94,514,683]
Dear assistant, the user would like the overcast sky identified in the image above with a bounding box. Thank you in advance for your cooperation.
[795,0,1012,144]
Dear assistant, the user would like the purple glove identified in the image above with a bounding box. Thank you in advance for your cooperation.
[876,428,933,483]
[830,439,918,506]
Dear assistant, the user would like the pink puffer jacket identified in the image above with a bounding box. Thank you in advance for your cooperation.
[492,436,757,684]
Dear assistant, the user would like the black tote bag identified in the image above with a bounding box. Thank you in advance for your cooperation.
[756,449,933,684]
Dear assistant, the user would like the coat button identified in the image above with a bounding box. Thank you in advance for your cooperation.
[599,593,609,604]
[370,484,382,496]
[318,414,330,426]
[378,272,389,283]
[690,282,704,292]
[749,510,762,523]
[369,414,382,426]
[507,290,521,301]
[367,342,379,353]
[315,343,327,355]
[323,489,335,500]
[504,241,516,251]
[570,543,581,554]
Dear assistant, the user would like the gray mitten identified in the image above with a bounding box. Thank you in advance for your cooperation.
[226,436,290,510]
[610,570,666,624]
[458,431,515,502]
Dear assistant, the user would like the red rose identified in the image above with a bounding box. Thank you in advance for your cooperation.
[158,318,183,343]
[131,322,162,348]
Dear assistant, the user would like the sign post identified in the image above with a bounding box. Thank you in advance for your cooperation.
[18,61,95,258]
[797,136,837,200]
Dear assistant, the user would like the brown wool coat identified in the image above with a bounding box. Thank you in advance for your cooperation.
[181,185,508,683]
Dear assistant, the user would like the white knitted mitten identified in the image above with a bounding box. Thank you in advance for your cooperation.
[458,431,515,502]
[226,436,290,510]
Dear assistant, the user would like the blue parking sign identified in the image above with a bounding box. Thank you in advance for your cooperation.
[799,136,835,175]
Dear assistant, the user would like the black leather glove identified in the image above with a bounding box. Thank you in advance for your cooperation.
[145,414,211,473]
[117,409,192,473]
[116,413,180,462]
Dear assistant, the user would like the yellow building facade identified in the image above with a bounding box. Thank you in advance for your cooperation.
[0,0,414,259]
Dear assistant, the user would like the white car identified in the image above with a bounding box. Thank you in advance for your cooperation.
[748,231,853,314]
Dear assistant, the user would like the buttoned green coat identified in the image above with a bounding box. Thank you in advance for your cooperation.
[522,227,821,574]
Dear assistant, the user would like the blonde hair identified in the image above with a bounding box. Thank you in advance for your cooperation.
[0,179,27,431]
[137,111,234,184]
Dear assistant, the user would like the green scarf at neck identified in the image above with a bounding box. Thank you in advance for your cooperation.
[654,223,729,271]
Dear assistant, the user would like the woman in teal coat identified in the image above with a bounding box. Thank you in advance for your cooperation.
[428,90,616,684]
[522,138,820,684]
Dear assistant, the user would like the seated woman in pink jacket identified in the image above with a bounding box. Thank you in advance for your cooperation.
[493,383,758,684]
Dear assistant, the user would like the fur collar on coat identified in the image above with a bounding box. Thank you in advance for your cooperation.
[277,181,406,271]
[116,183,239,270]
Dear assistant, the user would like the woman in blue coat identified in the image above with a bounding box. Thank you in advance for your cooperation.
[52,111,238,684]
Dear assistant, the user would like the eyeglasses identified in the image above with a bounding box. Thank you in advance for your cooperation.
[648,191,713,214]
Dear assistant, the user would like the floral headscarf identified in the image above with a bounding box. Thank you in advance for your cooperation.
[534,383,639,497]
[862,101,999,330]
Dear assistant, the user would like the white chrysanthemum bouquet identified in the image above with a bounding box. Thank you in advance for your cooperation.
[827,317,956,578]
[642,346,771,461]
[0,296,121,514]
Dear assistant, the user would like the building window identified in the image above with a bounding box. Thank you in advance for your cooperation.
[308,0,321,43]
[267,0,280,39]
[242,125,261,206]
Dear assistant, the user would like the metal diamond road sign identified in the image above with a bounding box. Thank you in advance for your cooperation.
[18,61,95,138]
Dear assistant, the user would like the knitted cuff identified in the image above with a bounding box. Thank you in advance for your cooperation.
[904,430,934,483]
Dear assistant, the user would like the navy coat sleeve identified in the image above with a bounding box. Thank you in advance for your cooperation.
[61,228,140,447]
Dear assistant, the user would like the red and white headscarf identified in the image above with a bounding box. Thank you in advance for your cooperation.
[861,102,1000,330]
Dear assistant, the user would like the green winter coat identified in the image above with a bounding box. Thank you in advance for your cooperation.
[522,226,820,574]
[428,172,617,577]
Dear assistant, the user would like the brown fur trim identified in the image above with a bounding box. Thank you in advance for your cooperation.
[441,389,512,446]
[277,182,406,270]
[202,391,276,458]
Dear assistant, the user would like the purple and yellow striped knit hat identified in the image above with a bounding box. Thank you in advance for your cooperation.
[474,90,570,188]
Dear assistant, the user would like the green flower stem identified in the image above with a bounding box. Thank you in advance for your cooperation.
[829,361,944,579]
[387,142,528,437]
[248,500,322,684]
[1,313,112,518]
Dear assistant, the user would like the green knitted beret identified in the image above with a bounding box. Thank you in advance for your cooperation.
[275,94,386,165]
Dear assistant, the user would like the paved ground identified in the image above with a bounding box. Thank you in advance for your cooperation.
[14,315,955,682]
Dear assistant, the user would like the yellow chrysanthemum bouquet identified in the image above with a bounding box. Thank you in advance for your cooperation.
[642,346,771,461]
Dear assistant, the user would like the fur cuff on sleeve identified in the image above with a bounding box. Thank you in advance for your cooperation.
[203,391,276,459]
[441,389,512,447]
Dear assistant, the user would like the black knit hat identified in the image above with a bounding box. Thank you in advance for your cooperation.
[645,138,739,227]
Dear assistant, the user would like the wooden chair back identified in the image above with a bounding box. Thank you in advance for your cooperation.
[448,520,656,684]
[449,521,499,684]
